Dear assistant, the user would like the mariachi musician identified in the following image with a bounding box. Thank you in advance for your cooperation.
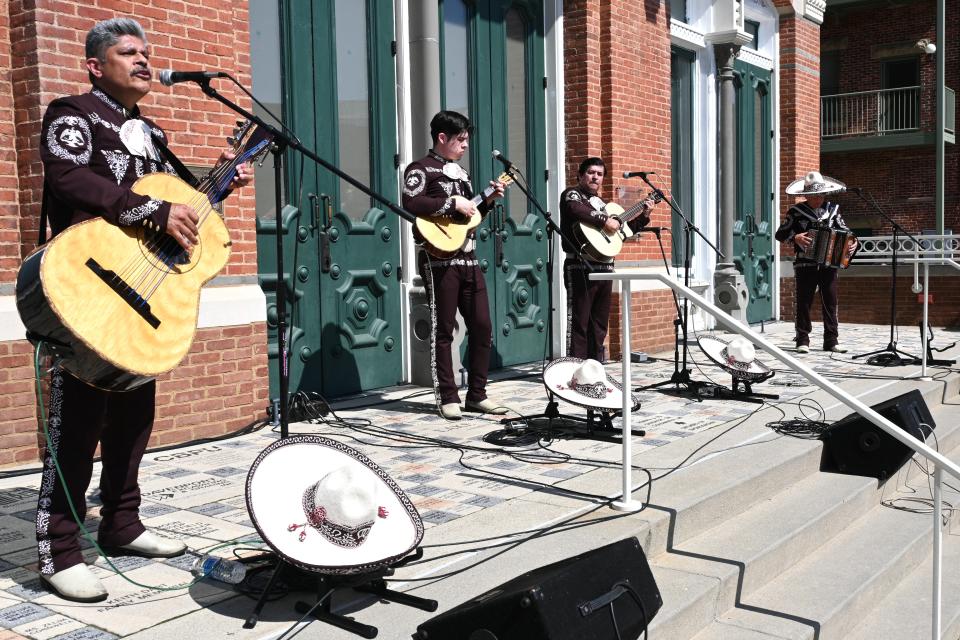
[402,110,506,420]
[776,170,858,354]
[560,157,651,361]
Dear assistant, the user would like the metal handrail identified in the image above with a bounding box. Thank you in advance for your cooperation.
[591,269,960,639]
[821,86,922,138]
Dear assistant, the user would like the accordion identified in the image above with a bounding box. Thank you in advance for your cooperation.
[809,227,858,269]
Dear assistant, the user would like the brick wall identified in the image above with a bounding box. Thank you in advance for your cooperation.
[778,14,822,198]
[779,273,960,329]
[820,0,960,235]
[0,3,21,284]
[563,0,675,357]
[0,3,267,469]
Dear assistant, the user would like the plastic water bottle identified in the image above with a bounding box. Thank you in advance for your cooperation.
[191,554,247,585]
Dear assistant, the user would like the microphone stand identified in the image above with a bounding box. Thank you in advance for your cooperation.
[850,188,919,364]
[190,78,428,632]
[498,163,644,440]
[635,174,725,399]
[195,77,414,443]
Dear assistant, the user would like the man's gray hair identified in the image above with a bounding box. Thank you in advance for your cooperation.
[85,18,147,61]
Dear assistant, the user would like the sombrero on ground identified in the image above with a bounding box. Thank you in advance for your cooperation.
[542,357,640,411]
[785,170,846,196]
[246,435,424,575]
[697,335,772,382]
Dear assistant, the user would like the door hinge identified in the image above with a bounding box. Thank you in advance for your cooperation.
[545,169,550,182]
[543,76,548,89]
[394,153,400,169]
[391,40,397,56]
[770,130,774,138]
[397,265,402,281]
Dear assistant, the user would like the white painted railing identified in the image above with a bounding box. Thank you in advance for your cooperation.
[854,233,960,377]
[592,269,960,639]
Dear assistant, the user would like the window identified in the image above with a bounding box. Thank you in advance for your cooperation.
[250,0,284,220]
[744,20,760,50]
[669,0,687,23]
[334,0,372,215]
[670,47,695,267]
[440,0,471,172]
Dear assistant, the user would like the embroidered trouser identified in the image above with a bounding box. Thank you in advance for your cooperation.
[564,257,614,361]
[36,368,154,574]
[794,264,840,349]
[419,253,493,405]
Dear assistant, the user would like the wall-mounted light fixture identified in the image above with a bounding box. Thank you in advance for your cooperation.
[916,38,937,55]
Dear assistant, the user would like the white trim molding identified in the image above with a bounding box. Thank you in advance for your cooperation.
[670,19,707,50]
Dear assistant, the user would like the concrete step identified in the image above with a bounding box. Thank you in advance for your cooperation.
[647,379,960,640]
[847,434,960,640]
[689,479,956,639]
[647,472,878,639]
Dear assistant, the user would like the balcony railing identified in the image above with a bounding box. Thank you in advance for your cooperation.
[821,86,921,138]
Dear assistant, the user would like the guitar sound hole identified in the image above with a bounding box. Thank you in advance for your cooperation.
[142,229,194,271]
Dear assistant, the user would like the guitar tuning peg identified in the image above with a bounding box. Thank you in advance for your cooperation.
[236,119,244,127]
[232,127,241,137]
[227,136,236,146]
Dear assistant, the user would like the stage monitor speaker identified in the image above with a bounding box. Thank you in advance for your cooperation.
[820,389,935,481]
[413,537,661,640]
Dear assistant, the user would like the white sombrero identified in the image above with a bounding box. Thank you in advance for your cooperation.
[246,435,423,575]
[697,335,772,382]
[542,357,640,411]
[785,171,846,196]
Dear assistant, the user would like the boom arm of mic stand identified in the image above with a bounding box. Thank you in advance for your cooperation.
[197,80,415,224]
[503,167,597,271]
[637,174,725,261]
[852,188,922,247]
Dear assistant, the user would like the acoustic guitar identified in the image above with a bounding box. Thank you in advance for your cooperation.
[573,191,663,262]
[414,172,513,259]
[16,121,272,391]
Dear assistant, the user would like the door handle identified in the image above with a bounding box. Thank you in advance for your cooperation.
[495,203,505,268]
[317,193,332,273]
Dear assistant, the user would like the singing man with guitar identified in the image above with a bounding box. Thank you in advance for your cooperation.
[33,18,252,602]
[560,157,656,361]
[403,111,506,420]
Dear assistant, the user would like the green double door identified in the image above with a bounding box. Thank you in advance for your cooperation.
[733,60,775,323]
[259,0,402,398]
[444,0,549,368]
[258,0,548,399]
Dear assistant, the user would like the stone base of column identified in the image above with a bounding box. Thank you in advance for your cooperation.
[713,269,749,323]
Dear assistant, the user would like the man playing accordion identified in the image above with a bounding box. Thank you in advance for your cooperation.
[776,171,858,354]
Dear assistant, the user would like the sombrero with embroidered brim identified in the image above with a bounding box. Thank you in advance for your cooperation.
[542,357,640,411]
[785,171,846,196]
[246,435,424,575]
[697,335,773,382]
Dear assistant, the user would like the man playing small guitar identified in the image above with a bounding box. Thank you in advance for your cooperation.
[33,18,253,603]
[403,111,506,420]
[560,157,655,361]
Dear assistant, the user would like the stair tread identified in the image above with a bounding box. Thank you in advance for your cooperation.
[691,487,946,639]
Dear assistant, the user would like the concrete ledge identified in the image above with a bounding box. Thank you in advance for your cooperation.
[0,284,267,342]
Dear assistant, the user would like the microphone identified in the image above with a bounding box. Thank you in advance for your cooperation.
[159,69,228,86]
[623,171,656,179]
[492,149,514,169]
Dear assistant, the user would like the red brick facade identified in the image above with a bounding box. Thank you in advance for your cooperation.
[563,0,676,357]
[779,0,960,329]
[0,2,267,468]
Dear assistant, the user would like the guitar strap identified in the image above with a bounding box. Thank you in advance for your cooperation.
[152,134,201,189]
[37,182,50,246]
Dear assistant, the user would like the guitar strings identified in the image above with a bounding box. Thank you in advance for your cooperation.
[111,141,254,303]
